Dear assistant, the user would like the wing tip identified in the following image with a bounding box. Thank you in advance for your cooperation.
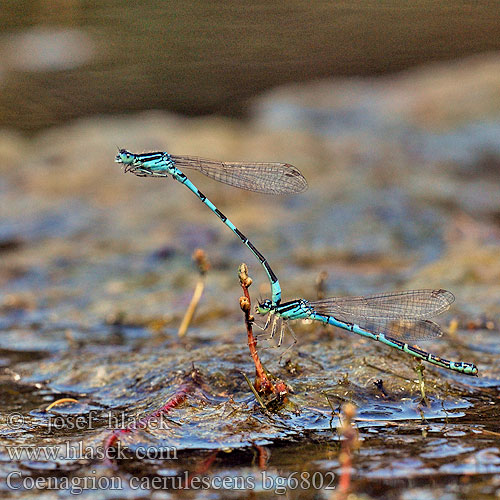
[283,163,308,194]
[435,288,455,307]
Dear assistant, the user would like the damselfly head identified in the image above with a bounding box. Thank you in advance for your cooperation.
[256,298,272,315]
[115,149,135,166]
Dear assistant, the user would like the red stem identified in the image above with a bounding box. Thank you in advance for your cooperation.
[103,370,200,465]
[240,279,272,393]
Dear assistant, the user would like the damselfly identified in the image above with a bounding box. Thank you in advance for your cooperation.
[115,149,307,306]
[256,289,478,376]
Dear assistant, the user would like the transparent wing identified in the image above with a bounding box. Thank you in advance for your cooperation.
[310,289,454,321]
[171,155,307,195]
[353,318,444,341]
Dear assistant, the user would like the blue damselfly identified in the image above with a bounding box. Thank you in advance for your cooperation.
[115,149,307,306]
[256,289,478,376]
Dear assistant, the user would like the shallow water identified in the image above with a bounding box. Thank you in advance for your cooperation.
[1,56,500,498]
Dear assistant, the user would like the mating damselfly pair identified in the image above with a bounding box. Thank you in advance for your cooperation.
[115,149,478,376]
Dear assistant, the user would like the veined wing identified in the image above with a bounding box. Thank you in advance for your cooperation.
[311,289,454,321]
[353,317,444,341]
[171,155,308,195]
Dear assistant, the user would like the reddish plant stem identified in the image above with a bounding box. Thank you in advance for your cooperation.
[254,443,270,469]
[183,450,219,488]
[337,403,359,497]
[103,370,201,465]
[338,451,352,495]
[238,264,273,394]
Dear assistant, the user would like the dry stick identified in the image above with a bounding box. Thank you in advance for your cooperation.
[44,398,79,411]
[415,361,428,406]
[103,369,201,465]
[241,371,267,410]
[178,249,210,337]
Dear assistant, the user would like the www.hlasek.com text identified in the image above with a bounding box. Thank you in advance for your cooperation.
[6,441,177,461]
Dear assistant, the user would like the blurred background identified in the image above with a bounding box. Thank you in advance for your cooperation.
[1,1,500,131]
[1,2,500,498]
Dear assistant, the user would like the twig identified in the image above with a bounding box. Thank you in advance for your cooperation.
[44,398,79,411]
[323,391,341,434]
[178,249,210,337]
[415,361,428,405]
[241,371,267,410]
